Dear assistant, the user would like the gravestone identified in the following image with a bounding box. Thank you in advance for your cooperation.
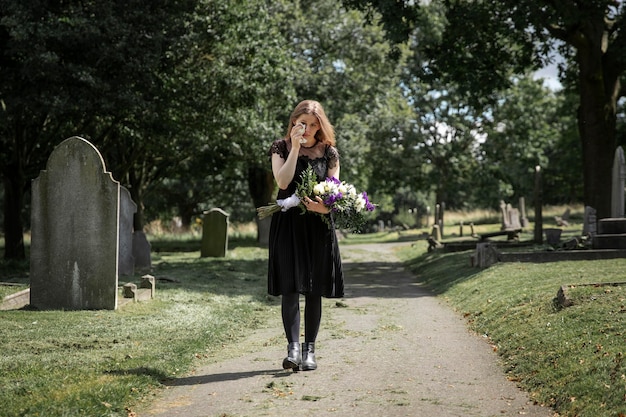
[201,208,229,257]
[611,146,626,218]
[544,228,562,245]
[473,242,499,268]
[133,231,152,272]
[30,136,120,310]
[431,224,441,241]
[583,206,597,237]
[499,201,522,230]
[258,217,271,247]
[508,207,522,229]
[519,197,530,228]
[499,201,507,229]
[533,165,543,243]
[119,186,137,276]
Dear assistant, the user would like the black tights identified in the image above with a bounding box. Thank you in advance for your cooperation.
[281,293,322,343]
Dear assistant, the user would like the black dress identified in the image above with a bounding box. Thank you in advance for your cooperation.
[267,139,344,298]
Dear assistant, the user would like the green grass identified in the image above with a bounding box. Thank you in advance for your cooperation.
[1,205,622,417]
[398,243,626,417]
[0,244,276,417]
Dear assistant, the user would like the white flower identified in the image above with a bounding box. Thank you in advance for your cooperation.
[355,194,366,212]
[313,183,325,195]
[325,181,339,195]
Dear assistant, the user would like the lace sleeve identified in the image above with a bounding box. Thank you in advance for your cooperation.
[325,145,340,170]
[268,139,288,160]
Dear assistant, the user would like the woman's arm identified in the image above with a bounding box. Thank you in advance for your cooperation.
[327,159,340,181]
[272,125,306,189]
[272,149,298,190]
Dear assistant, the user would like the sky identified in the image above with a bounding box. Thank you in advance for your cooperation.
[534,61,562,91]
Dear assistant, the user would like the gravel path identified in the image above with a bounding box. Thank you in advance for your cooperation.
[141,242,553,417]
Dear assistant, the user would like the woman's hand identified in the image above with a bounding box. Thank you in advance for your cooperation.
[303,196,330,214]
[290,123,305,149]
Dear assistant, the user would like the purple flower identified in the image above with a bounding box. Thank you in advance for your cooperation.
[362,192,375,211]
[324,192,343,206]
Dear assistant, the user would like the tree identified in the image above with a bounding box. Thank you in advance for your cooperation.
[344,0,626,219]
[0,0,198,258]
[477,75,573,207]
[141,0,299,232]
[275,0,406,195]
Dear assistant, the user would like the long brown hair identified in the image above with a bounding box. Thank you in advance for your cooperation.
[285,100,336,146]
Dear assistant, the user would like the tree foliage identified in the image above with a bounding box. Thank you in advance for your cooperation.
[344,0,626,218]
[0,0,196,258]
[478,75,579,207]
[1,0,607,260]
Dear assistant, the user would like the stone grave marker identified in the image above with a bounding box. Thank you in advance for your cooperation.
[499,200,510,229]
[119,186,137,276]
[133,231,152,272]
[30,136,120,310]
[519,197,530,228]
[508,207,522,229]
[201,208,229,257]
[499,201,521,230]
[583,206,597,237]
[612,146,625,218]
[257,217,271,247]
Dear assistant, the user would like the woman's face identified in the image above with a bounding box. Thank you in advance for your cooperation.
[294,114,320,142]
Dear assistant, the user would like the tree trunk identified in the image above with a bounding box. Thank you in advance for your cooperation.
[177,203,196,231]
[247,165,275,243]
[578,81,617,220]
[3,168,26,260]
[576,26,619,220]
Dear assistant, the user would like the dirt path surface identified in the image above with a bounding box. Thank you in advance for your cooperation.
[142,242,553,417]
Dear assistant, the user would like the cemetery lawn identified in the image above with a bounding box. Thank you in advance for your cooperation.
[0,239,277,417]
[3,221,626,417]
[399,241,626,417]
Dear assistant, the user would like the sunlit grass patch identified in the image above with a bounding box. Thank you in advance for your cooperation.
[0,245,274,417]
[399,243,626,417]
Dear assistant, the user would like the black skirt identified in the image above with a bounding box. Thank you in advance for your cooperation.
[268,207,344,298]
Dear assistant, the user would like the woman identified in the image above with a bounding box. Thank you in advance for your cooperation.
[267,100,344,371]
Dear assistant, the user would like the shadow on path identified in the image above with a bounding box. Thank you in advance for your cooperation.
[163,369,294,387]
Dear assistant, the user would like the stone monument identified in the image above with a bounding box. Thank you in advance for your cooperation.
[30,136,121,310]
[201,208,229,257]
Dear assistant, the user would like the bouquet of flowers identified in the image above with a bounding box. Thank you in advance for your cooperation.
[257,166,375,233]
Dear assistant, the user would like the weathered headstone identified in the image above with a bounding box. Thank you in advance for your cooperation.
[133,231,152,272]
[430,224,441,241]
[473,242,499,268]
[499,201,521,230]
[544,228,562,245]
[201,208,229,257]
[611,146,626,218]
[533,165,543,243]
[119,186,137,276]
[439,202,445,237]
[508,207,522,229]
[30,136,120,310]
[519,197,530,228]
[499,200,510,230]
[583,206,597,237]
[257,217,271,247]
